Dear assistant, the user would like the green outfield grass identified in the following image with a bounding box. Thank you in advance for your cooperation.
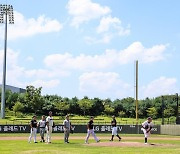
[0,115,176,125]
[0,134,180,154]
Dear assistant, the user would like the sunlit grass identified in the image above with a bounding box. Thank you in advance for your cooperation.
[0,115,175,125]
[0,134,180,154]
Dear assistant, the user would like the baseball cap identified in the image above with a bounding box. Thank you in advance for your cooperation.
[66,115,69,118]
[147,117,152,120]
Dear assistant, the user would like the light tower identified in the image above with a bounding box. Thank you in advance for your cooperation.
[0,4,14,119]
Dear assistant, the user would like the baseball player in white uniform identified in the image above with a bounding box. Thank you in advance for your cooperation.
[46,111,54,143]
[141,117,153,144]
[110,115,121,141]
[38,115,46,142]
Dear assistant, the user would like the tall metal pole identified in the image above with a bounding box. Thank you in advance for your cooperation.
[1,10,7,119]
[176,93,180,124]
[135,60,138,124]
[0,4,14,119]
[162,96,165,125]
[176,93,179,118]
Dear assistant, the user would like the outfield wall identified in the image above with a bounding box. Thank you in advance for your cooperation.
[161,125,180,135]
[0,125,160,134]
[1,124,180,135]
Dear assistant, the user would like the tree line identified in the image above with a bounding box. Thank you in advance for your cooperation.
[0,85,179,119]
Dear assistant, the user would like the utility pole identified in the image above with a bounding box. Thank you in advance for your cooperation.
[0,4,14,119]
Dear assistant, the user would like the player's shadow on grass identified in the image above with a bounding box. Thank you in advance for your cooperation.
[149,143,155,145]
[52,142,78,145]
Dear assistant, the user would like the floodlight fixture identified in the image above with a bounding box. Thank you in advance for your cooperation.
[0,4,14,24]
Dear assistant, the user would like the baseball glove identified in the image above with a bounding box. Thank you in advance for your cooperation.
[145,125,149,129]
[52,122,55,128]
[70,129,73,134]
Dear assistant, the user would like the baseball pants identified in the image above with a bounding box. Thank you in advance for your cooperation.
[142,128,150,138]
[85,129,99,142]
[46,126,52,143]
[28,128,37,143]
[40,128,45,140]
[64,129,70,142]
[112,127,118,135]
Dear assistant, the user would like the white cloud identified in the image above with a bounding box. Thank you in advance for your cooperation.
[0,49,28,88]
[8,79,60,91]
[0,11,63,40]
[142,44,168,63]
[0,48,62,90]
[85,33,113,44]
[0,48,20,68]
[6,66,27,87]
[97,16,130,36]
[44,42,168,71]
[25,56,34,62]
[44,52,115,71]
[24,68,69,79]
[67,0,111,27]
[97,16,120,33]
[67,1,130,43]
[30,79,60,89]
[85,16,130,44]
[0,44,170,99]
[117,42,167,64]
[79,72,132,98]
[142,77,178,98]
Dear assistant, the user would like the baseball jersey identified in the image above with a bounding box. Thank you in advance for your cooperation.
[142,121,153,130]
[38,120,46,128]
[87,120,94,129]
[63,119,71,129]
[111,119,117,127]
[30,119,37,128]
[46,116,53,127]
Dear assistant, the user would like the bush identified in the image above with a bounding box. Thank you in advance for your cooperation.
[16,112,25,118]
[5,109,14,116]
[118,111,125,118]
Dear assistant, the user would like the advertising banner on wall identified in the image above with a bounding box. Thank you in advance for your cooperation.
[0,125,160,134]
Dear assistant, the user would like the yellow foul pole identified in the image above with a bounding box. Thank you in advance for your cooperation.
[135,60,138,124]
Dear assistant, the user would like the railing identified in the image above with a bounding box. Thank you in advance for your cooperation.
[0,120,177,125]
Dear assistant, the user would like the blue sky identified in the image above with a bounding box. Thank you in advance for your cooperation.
[0,0,180,100]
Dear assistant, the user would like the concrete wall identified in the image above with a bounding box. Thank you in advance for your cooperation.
[161,125,180,135]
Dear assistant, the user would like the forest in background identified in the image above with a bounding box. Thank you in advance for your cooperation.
[0,85,179,120]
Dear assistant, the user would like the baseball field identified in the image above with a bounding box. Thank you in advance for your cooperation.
[0,133,180,154]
